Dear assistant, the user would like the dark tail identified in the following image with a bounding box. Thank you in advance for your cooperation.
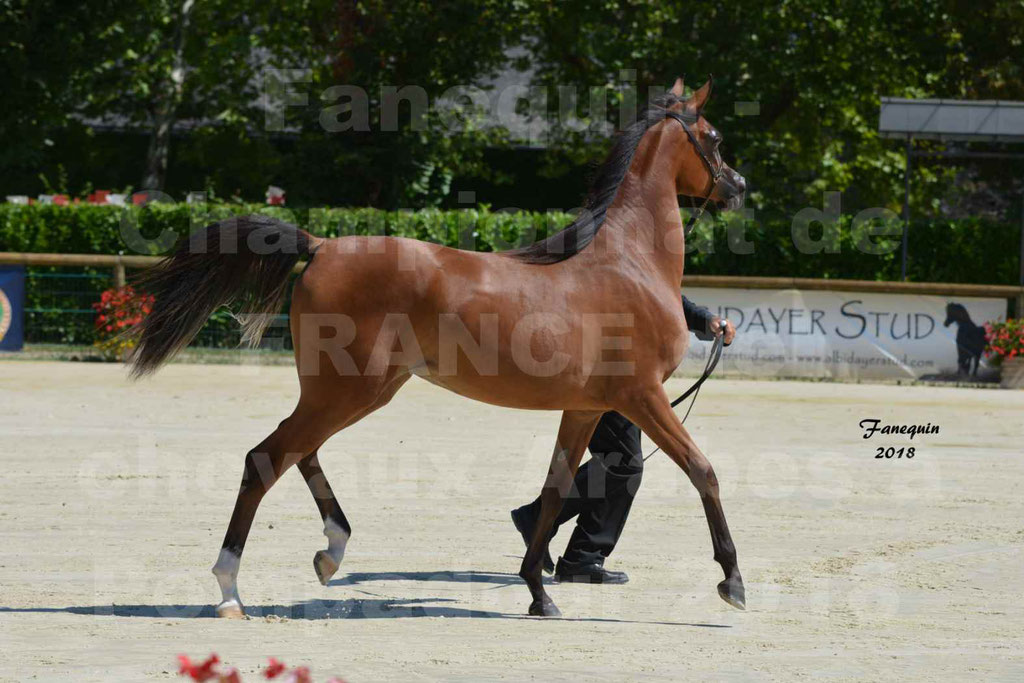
[127,214,317,377]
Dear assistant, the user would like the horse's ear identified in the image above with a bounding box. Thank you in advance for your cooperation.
[670,77,685,97]
[688,76,714,115]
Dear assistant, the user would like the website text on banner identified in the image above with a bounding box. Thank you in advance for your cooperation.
[679,287,1005,381]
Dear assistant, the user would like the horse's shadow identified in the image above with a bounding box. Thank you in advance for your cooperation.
[329,569,537,588]
[0,597,502,620]
[0,599,729,626]
[0,570,730,626]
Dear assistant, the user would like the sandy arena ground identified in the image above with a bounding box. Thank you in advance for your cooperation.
[0,360,1022,681]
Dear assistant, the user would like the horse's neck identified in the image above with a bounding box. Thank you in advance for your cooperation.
[590,163,685,285]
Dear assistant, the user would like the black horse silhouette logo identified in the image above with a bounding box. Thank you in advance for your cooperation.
[944,302,987,377]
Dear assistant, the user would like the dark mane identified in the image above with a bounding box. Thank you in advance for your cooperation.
[503,92,685,264]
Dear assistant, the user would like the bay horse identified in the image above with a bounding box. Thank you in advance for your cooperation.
[129,78,748,618]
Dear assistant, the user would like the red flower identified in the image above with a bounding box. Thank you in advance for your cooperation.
[983,319,1024,363]
[264,658,287,679]
[178,654,220,682]
[93,285,155,345]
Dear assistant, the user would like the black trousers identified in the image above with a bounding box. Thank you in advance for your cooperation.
[522,411,643,566]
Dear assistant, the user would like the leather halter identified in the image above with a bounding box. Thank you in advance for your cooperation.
[664,109,724,237]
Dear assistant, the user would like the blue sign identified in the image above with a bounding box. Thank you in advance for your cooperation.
[0,266,25,351]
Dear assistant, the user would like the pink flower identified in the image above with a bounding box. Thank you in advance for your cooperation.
[285,667,312,683]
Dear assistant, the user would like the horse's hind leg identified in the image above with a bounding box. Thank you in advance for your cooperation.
[519,410,602,617]
[212,407,332,618]
[618,385,745,610]
[297,451,351,585]
[294,373,410,585]
[212,371,410,617]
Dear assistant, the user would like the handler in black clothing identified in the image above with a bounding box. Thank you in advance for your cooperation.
[511,296,736,584]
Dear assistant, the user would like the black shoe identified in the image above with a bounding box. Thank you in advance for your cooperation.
[554,558,629,584]
[510,506,555,574]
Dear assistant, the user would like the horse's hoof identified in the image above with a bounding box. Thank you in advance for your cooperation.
[313,550,340,586]
[717,576,746,611]
[528,599,561,617]
[215,599,246,619]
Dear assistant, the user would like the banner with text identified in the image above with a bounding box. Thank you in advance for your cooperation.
[680,287,1007,380]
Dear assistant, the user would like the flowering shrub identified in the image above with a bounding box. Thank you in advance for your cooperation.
[984,318,1024,365]
[177,654,345,683]
[91,285,154,359]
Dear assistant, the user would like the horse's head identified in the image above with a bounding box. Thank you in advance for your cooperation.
[667,77,746,211]
[944,302,968,327]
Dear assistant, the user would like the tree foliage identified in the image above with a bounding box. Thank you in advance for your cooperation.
[256,0,521,207]
[521,0,1024,217]
[2,0,1023,214]
[0,1,125,187]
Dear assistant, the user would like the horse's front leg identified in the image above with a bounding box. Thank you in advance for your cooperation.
[519,410,602,616]
[619,385,745,610]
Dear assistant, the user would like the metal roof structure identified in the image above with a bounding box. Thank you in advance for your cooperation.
[878,97,1024,287]
[879,97,1024,142]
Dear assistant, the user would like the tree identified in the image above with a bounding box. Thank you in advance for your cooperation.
[520,0,1024,218]
[85,0,282,191]
[0,1,125,192]
[255,0,522,207]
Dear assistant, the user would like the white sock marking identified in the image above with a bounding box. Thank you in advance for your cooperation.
[324,518,349,565]
[212,548,241,606]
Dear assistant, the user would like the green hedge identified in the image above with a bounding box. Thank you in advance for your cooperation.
[0,204,576,257]
[1,204,1019,284]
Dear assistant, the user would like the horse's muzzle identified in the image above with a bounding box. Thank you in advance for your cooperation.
[715,167,746,211]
